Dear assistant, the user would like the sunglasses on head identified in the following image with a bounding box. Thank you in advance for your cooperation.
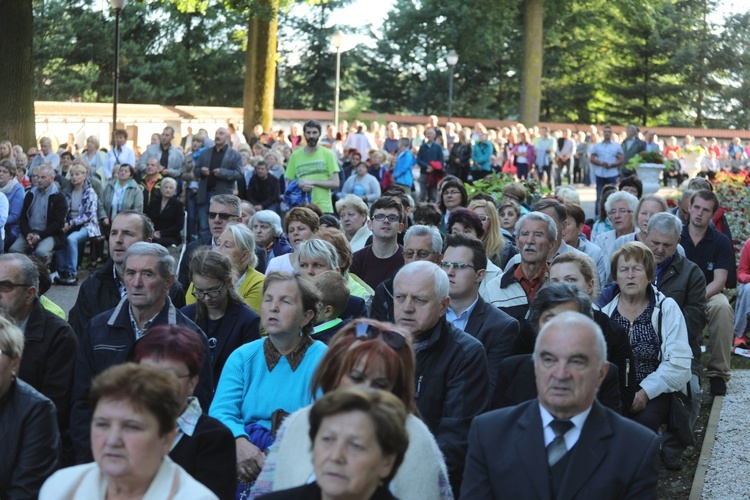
[354,322,406,350]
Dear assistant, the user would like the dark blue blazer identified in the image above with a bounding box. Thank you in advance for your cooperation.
[461,400,660,499]
[463,295,519,395]
[182,300,261,387]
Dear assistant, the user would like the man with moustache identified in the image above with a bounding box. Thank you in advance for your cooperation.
[285,120,340,214]
[484,212,556,324]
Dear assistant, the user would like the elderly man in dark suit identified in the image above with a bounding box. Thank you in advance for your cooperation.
[462,311,659,499]
[441,233,519,395]
[194,127,243,237]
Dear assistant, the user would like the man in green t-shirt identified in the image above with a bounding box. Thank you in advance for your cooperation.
[284,120,340,213]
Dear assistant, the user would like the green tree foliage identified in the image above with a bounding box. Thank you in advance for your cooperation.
[33,0,245,105]
[714,11,750,129]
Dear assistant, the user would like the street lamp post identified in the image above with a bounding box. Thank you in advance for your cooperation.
[331,30,345,129]
[111,0,127,147]
[446,50,458,122]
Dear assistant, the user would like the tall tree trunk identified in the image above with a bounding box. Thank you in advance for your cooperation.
[0,0,35,148]
[520,0,543,126]
[243,0,279,132]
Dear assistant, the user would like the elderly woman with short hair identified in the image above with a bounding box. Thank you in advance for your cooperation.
[265,207,320,275]
[78,135,107,181]
[335,194,372,252]
[600,242,692,465]
[612,194,670,250]
[209,272,328,493]
[41,363,217,499]
[0,316,60,498]
[251,210,292,262]
[593,190,639,260]
[145,176,185,247]
[256,387,410,500]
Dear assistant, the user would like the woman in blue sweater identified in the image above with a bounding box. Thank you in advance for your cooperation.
[0,159,25,251]
[209,272,327,496]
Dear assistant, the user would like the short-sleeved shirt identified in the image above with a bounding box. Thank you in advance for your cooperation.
[350,245,404,290]
[285,147,340,213]
[590,140,623,178]
[680,224,735,285]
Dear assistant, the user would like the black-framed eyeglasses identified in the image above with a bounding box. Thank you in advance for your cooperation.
[354,322,406,350]
[371,214,400,223]
[208,211,237,221]
[0,281,32,293]
[440,261,476,271]
[403,249,436,259]
[191,282,225,300]
[0,349,12,358]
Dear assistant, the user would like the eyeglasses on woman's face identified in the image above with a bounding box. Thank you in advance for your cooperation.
[191,281,225,300]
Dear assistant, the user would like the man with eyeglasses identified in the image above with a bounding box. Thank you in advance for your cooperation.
[70,242,212,464]
[177,194,265,288]
[442,233,519,396]
[350,197,405,290]
[0,253,77,461]
[68,210,186,337]
[393,260,489,496]
[370,224,443,322]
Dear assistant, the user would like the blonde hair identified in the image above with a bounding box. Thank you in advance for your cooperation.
[467,199,505,263]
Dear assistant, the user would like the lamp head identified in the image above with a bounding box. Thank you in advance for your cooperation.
[446,50,459,67]
[331,30,345,50]
[110,0,127,10]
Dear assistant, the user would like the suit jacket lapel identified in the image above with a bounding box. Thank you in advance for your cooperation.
[465,297,486,336]
[557,401,613,498]
[515,401,552,499]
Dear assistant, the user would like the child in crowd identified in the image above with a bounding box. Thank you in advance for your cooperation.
[311,271,351,344]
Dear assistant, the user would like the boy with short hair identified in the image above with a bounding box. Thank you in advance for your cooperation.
[312,271,351,344]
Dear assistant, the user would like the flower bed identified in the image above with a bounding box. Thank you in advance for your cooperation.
[713,170,750,265]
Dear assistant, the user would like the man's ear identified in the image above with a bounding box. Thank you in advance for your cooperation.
[165,274,175,291]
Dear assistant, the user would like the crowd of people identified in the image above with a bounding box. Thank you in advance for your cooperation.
[0,117,748,499]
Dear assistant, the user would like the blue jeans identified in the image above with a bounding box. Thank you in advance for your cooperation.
[56,226,89,276]
[595,175,618,217]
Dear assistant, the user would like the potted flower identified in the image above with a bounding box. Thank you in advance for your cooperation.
[626,151,673,195]
[682,144,704,178]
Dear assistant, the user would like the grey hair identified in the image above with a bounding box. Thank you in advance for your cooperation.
[0,315,24,359]
[73,155,90,168]
[0,254,39,289]
[295,239,339,271]
[394,261,449,301]
[36,162,56,177]
[515,212,557,242]
[404,224,443,254]
[534,311,607,371]
[647,212,683,240]
[679,189,695,204]
[529,282,592,332]
[250,210,283,237]
[222,222,258,270]
[123,242,175,279]
[605,191,638,213]
[160,177,177,189]
[335,194,369,217]
[209,194,242,216]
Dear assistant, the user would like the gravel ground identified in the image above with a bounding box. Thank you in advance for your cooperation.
[702,370,750,499]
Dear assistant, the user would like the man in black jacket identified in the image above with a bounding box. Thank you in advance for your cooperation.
[68,210,185,337]
[393,260,488,496]
[70,242,212,464]
[8,164,67,263]
[0,254,77,462]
